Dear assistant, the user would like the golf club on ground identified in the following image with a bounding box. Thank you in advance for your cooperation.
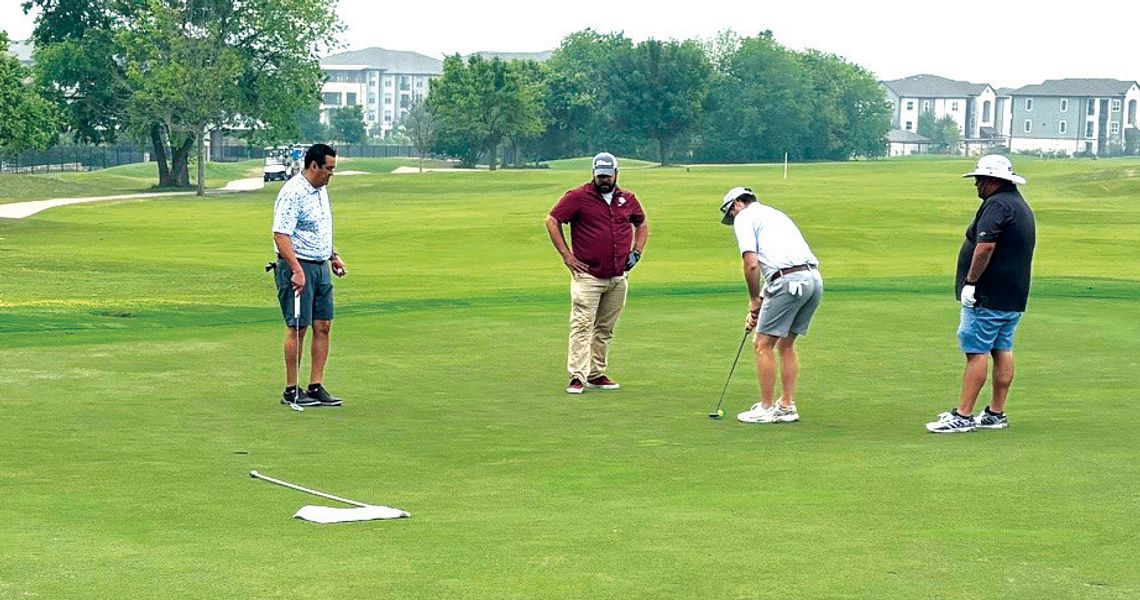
[250,470,369,507]
[709,329,751,419]
[288,290,304,412]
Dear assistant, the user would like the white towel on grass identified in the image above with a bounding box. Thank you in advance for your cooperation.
[294,504,410,524]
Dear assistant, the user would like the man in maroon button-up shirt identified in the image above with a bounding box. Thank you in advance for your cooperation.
[545,153,649,394]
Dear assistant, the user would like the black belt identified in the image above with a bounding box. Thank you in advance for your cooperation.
[278,254,328,265]
[769,264,813,282]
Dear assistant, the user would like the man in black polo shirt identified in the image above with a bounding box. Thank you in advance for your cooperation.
[545,153,649,394]
[927,155,1036,433]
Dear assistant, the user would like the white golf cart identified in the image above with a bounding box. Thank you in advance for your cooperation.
[263,146,291,182]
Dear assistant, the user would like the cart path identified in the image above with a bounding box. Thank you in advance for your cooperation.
[0,172,366,219]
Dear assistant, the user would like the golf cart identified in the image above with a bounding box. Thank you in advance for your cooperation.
[263,146,291,182]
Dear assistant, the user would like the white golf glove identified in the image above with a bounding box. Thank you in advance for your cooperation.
[788,280,805,296]
[960,284,976,308]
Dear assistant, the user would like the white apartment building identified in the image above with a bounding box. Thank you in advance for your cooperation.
[319,48,443,138]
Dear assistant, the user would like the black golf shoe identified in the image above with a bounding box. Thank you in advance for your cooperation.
[306,384,343,407]
[282,387,320,407]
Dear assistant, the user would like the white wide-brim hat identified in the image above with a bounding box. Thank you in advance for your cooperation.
[963,154,1027,184]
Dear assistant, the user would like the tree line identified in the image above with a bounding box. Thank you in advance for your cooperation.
[414,29,892,168]
[3,6,892,185]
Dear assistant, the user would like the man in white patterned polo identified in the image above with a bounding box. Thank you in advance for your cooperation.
[272,143,348,407]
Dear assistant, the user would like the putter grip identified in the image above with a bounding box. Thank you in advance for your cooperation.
[293,291,301,321]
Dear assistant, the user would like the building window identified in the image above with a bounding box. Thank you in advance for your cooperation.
[399,76,410,91]
[1088,101,1096,116]
[346,92,357,105]
[321,92,341,105]
[1111,122,1120,134]
[1129,100,1137,126]
[906,100,914,111]
[1059,121,1067,134]
[922,100,930,112]
[1111,99,1121,112]
[905,120,913,131]
[983,101,992,122]
[951,101,959,111]
[1025,98,1033,111]
[1023,120,1031,133]
[1086,122,1094,137]
[416,79,424,88]
[384,94,392,105]
[1060,99,1068,112]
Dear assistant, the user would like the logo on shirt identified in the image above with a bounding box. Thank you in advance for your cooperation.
[617,195,626,207]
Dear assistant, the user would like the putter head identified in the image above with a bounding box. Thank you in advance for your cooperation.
[708,412,721,419]
[289,403,304,412]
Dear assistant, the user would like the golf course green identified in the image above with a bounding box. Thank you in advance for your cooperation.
[1,155,1137,598]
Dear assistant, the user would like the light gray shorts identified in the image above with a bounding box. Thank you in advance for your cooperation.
[757,269,823,338]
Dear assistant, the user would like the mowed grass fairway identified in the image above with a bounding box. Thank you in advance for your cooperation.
[1,157,1138,599]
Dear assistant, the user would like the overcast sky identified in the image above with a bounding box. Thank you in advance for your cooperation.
[3,0,1137,88]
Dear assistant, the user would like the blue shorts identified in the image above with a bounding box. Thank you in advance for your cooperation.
[958,307,1022,354]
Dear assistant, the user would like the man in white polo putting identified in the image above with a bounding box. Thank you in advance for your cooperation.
[720,187,823,424]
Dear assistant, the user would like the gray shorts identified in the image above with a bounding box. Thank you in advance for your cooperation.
[276,259,334,327]
[757,269,823,338]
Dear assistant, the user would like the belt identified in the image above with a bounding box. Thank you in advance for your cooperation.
[278,254,328,265]
[769,264,814,282]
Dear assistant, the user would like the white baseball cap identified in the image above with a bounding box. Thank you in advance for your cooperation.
[592,152,618,176]
[962,154,1026,184]
[720,186,755,225]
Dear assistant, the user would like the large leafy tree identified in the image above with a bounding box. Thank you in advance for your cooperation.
[0,32,61,157]
[605,38,710,165]
[428,55,543,169]
[798,50,890,159]
[542,29,634,159]
[25,0,341,189]
[328,105,366,144]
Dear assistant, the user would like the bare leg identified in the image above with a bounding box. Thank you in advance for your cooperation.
[990,350,1015,413]
[957,353,988,416]
[754,334,779,408]
[775,334,798,407]
[309,320,332,385]
[284,326,308,387]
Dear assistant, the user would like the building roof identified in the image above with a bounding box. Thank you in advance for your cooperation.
[882,74,990,98]
[465,50,553,62]
[1008,78,1139,97]
[887,129,933,143]
[321,48,442,74]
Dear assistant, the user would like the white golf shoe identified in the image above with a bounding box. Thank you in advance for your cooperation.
[737,402,779,423]
[774,403,800,423]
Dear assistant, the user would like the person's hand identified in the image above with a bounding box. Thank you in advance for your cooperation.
[562,252,589,273]
[290,270,306,295]
[331,255,347,277]
[960,284,976,308]
[625,249,642,272]
[746,301,761,332]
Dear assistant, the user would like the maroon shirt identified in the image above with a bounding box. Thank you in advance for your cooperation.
[550,182,646,279]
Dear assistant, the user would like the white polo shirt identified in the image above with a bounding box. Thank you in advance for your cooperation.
[272,174,333,261]
[732,202,819,279]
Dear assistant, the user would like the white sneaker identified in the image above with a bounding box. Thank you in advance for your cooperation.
[774,403,799,423]
[737,402,779,423]
[925,411,975,433]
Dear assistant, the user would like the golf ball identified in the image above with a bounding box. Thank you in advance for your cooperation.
[717,409,724,417]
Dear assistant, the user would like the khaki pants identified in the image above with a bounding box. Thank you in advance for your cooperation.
[567,272,628,382]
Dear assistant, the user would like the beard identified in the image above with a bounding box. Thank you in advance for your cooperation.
[593,180,616,194]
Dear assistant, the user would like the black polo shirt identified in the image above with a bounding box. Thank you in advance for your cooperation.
[955,183,1036,312]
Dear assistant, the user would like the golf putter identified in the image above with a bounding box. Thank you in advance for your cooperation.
[709,329,751,419]
[288,290,304,413]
